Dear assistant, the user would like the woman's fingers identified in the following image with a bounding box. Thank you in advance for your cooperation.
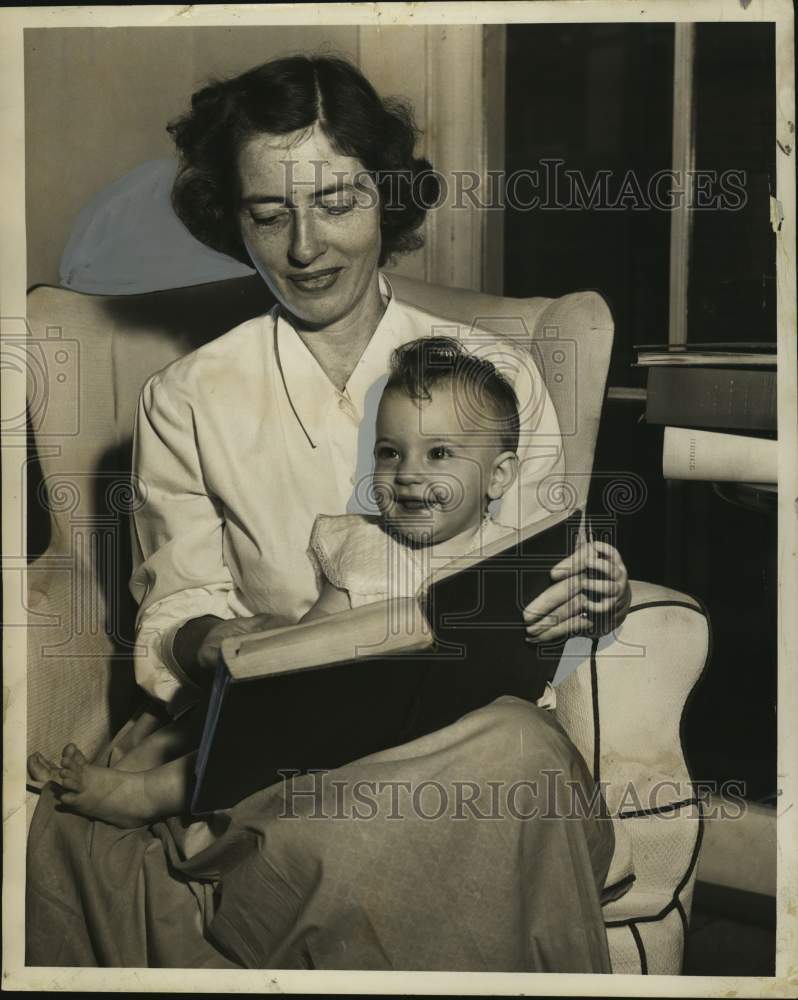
[523,541,630,639]
[526,591,591,637]
[523,577,580,622]
[581,576,622,597]
[550,541,625,583]
[523,573,623,624]
[526,610,594,644]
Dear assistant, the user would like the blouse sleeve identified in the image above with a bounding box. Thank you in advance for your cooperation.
[129,372,242,716]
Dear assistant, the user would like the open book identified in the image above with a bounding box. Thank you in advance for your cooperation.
[192,507,582,814]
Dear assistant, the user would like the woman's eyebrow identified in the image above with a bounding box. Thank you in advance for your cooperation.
[242,194,288,206]
[242,182,357,207]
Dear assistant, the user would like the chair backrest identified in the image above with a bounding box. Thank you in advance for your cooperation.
[25,273,613,549]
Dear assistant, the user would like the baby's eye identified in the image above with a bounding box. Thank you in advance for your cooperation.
[429,446,453,460]
[375,445,399,460]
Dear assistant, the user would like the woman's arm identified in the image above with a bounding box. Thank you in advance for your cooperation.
[130,373,251,711]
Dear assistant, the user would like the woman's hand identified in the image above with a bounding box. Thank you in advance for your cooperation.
[523,541,631,643]
[175,613,296,675]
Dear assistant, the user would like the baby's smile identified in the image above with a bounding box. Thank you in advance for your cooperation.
[394,495,440,513]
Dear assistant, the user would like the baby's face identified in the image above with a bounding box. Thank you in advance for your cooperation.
[373,385,507,546]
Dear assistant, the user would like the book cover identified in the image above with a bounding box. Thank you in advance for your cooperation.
[635,342,776,367]
[646,367,777,433]
[191,508,581,814]
[662,426,777,483]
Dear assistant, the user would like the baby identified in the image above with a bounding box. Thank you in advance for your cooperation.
[27,337,551,827]
[305,335,524,618]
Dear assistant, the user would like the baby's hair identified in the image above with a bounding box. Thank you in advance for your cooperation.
[385,337,520,453]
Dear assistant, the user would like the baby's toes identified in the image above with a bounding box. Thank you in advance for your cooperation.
[27,752,59,784]
[58,767,82,792]
[60,743,87,769]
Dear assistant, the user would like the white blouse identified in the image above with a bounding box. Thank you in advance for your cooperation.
[129,274,565,715]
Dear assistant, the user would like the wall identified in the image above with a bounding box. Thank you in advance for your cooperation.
[24,24,495,293]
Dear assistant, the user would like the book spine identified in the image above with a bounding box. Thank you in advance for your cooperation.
[646,367,776,432]
[662,426,777,483]
[191,662,231,814]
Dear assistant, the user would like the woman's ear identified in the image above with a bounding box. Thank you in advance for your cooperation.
[487,451,519,501]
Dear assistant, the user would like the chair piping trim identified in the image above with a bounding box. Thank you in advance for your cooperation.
[675,896,689,973]
[628,922,648,974]
[627,599,705,615]
[590,636,601,785]
[604,800,704,928]
[618,796,699,820]
[601,594,711,935]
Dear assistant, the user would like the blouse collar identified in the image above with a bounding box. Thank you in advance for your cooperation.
[272,272,408,446]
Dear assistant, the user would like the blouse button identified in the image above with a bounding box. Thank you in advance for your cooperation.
[337,397,358,422]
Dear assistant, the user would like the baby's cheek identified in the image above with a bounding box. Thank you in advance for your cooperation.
[371,477,394,512]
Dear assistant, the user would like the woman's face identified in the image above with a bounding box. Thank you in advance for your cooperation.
[237,126,383,329]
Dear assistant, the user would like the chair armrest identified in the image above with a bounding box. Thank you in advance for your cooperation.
[555,579,709,801]
[27,550,137,763]
[554,581,710,974]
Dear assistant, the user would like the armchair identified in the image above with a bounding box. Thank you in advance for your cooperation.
[25,273,709,974]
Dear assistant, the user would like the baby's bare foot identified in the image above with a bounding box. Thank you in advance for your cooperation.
[55,743,160,829]
[27,752,61,789]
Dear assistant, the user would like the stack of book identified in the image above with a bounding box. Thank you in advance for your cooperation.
[636,343,777,485]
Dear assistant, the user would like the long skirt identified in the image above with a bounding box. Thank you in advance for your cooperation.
[26,695,615,972]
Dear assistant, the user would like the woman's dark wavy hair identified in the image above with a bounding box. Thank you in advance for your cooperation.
[385,337,520,454]
[167,54,439,267]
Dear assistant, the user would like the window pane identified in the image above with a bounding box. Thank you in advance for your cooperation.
[688,23,776,343]
[504,23,673,387]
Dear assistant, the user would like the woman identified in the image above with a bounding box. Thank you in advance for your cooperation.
[26,54,632,971]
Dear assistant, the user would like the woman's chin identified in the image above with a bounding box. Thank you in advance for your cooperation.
[280,296,350,330]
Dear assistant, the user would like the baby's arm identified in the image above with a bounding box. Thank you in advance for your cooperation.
[300,579,352,622]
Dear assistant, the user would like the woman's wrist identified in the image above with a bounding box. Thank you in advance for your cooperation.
[172,615,224,681]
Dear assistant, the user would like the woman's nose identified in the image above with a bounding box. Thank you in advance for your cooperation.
[288,210,325,266]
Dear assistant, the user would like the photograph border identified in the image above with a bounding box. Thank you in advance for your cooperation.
[2,2,795,994]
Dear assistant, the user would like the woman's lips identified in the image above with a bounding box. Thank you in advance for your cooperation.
[286,268,343,292]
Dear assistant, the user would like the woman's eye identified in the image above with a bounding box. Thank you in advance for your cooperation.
[251,212,289,228]
[319,201,354,216]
